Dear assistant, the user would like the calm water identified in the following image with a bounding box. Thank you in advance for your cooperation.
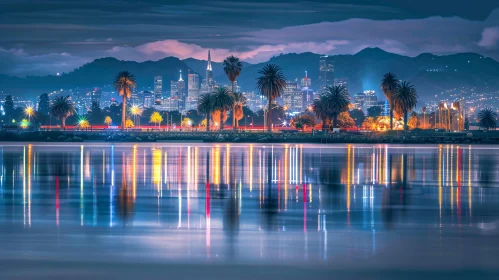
[1,143,499,278]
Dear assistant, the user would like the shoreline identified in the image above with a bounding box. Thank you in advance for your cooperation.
[1,130,498,145]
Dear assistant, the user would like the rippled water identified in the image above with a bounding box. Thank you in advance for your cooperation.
[1,143,499,278]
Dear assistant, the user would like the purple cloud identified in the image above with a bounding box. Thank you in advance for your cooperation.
[478,26,499,48]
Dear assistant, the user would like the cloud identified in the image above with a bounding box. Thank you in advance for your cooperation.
[478,26,499,48]
[0,47,91,76]
[1,6,499,76]
[107,39,349,63]
[245,16,492,57]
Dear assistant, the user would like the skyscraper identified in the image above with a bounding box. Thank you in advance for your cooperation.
[334,78,348,92]
[143,91,154,108]
[201,50,216,95]
[300,71,312,88]
[353,90,377,113]
[91,88,102,106]
[354,92,366,111]
[300,71,313,112]
[37,93,50,115]
[170,70,186,110]
[154,76,163,104]
[364,90,378,110]
[187,72,200,110]
[206,50,213,86]
[319,55,334,91]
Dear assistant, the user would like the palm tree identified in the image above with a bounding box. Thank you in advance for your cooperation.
[312,94,330,132]
[393,81,418,132]
[113,71,136,130]
[232,92,246,127]
[197,93,213,131]
[324,85,350,128]
[50,95,75,130]
[210,87,235,130]
[256,64,286,132]
[223,56,243,128]
[477,108,497,131]
[381,72,400,130]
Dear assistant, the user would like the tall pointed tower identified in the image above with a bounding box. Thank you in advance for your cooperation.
[206,50,213,86]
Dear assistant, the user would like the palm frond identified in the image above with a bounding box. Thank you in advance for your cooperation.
[114,71,136,98]
[223,56,243,82]
[256,64,286,101]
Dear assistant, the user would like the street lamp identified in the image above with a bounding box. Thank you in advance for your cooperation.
[24,106,34,123]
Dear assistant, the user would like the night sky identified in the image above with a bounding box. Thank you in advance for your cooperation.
[1,0,499,76]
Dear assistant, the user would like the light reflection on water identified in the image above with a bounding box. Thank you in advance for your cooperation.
[0,143,499,269]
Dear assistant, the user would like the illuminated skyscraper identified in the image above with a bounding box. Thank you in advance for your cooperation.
[301,71,312,88]
[354,92,365,110]
[354,90,377,113]
[154,76,163,104]
[91,88,102,107]
[170,70,186,110]
[143,91,154,108]
[334,78,348,92]
[206,50,213,86]
[300,71,313,112]
[364,90,378,110]
[319,55,334,91]
[201,50,216,95]
[187,73,200,110]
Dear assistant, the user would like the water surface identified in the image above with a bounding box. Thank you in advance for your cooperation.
[1,143,499,278]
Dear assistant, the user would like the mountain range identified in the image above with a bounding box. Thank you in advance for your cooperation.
[1,48,499,101]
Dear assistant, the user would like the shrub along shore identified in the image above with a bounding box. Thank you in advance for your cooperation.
[1,130,498,144]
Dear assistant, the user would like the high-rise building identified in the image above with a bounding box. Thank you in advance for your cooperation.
[364,90,378,110]
[301,71,312,88]
[354,92,365,111]
[206,50,213,86]
[300,71,314,112]
[143,91,154,108]
[91,88,102,106]
[282,82,293,109]
[170,70,186,109]
[130,89,141,105]
[354,90,378,113]
[201,50,216,95]
[245,91,265,112]
[319,55,334,91]
[164,97,182,112]
[377,100,390,116]
[187,73,200,111]
[154,76,163,104]
[334,78,348,92]
[37,93,50,115]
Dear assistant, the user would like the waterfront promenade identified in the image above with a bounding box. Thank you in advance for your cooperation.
[1,130,498,144]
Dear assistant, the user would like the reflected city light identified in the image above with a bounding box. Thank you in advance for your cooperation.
[0,143,496,266]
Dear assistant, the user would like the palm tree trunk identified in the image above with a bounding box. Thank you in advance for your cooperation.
[62,117,66,130]
[220,110,224,131]
[232,81,236,129]
[404,111,408,132]
[322,119,327,132]
[267,99,272,132]
[332,114,338,129]
[389,98,394,130]
[423,112,425,129]
[122,96,126,130]
[206,115,210,131]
